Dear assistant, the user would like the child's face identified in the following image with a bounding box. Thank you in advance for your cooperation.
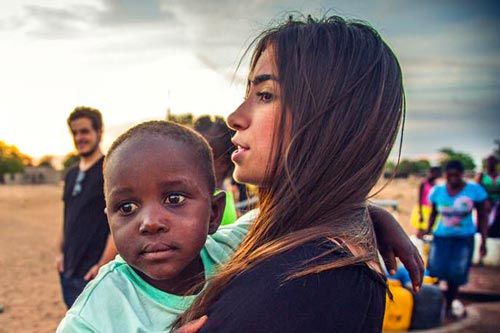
[104,135,224,292]
[227,47,282,186]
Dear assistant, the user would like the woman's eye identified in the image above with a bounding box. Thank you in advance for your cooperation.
[118,202,138,215]
[256,91,273,102]
[165,194,186,205]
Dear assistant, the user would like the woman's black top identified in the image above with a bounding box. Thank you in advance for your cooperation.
[199,240,386,333]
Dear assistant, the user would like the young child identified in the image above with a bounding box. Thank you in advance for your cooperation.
[57,120,422,332]
[56,120,253,332]
[412,166,442,238]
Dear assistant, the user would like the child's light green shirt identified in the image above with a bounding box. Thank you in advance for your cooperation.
[56,210,256,333]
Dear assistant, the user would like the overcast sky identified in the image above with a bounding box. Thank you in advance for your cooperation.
[1,0,499,167]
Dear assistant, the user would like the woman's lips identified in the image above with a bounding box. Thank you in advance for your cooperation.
[232,145,249,163]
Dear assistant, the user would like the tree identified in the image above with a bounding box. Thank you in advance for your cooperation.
[439,147,476,171]
[63,152,80,172]
[494,139,500,159]
[384,158,431,178]
[0,141,31,177]
[38,155,55,169]
[384,160,396,172]
[167,113,194,127]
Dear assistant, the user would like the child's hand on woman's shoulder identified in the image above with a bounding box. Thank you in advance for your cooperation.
[172,316,207,333]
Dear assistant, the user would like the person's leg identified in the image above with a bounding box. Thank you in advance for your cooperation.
[444,282,459,313]
[59,273,88,308]
[445,236,474,318]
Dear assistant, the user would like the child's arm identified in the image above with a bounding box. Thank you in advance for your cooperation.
[173,316,207,333]
[417,182,425,221]
[368,204,424,291]
[425,204,438,235]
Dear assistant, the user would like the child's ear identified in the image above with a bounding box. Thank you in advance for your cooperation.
[208,191,226,234]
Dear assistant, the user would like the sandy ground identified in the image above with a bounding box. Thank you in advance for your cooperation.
[0,179,420,333]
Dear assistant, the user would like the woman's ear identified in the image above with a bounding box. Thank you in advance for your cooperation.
[208,192,226,234]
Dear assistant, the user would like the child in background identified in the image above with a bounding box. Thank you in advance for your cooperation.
[57,121,252,332]
[194,115,239,224]
[412,166,442,238]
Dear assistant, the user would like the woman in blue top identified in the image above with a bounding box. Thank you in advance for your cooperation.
[426,160,487,318]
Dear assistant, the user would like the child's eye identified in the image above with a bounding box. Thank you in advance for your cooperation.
[118,202,138,215]
[164,194,186,205]
[256,91,273,103]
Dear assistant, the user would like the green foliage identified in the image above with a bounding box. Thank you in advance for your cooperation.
[439,147,476,171]
[384,160,396,172]
[38,155,55,169]
[167,113,194,127]
[397,159,431,175]
[384,158,431,178]
[63,152,80,172]
[0,141,31,177]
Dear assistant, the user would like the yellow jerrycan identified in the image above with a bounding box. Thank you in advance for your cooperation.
[383,279,414,331]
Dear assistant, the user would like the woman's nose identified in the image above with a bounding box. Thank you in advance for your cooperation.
[227,100,248,131]
[139,207,169,235]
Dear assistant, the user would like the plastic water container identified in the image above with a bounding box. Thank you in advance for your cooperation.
[409,278,443,330]
[410,234,432,266]
[383,279,414,331]
[472,233,500,267]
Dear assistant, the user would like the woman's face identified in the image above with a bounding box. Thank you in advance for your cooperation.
[486,156,498,171]
[446,169,463,187]
[227,48,282,186]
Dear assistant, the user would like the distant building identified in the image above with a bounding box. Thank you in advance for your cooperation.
[4,166,61,185]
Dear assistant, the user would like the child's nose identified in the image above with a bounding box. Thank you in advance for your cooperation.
[139,207,169,235]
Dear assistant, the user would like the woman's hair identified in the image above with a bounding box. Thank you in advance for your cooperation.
[445,160,464,173]
[103,120,216,194]
[193,115,235,180]
[175,14,405,326]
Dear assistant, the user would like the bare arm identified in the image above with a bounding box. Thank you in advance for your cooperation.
[425,203,438,235]
[173,316,207,333]
[474,172,483,184]
[417,182,425,220]
[83,234,117,281]
[55,227,64,272]
[368,204,424,291]
[475,201,488,258]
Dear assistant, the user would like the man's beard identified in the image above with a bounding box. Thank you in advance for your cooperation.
[78,140,99,158]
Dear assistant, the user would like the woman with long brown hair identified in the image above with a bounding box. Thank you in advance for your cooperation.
[176,15,409,332]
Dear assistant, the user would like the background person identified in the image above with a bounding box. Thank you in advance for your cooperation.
[56,106,116,308]
[194,115,239,224]
[426,160,488,318]
[412,166,442,238]
[476,155,500,238]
